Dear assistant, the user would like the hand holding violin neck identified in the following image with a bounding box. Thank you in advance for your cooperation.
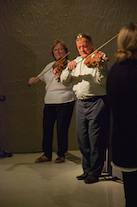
[53,58,68,81]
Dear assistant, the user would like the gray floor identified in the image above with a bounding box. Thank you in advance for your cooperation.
[0,151,125,207]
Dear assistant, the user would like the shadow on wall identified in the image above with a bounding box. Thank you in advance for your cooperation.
[0,35,45,153]
[0,35,77,153]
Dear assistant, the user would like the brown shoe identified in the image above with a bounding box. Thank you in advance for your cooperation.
[35,154,52,163]
[54,156,65,163]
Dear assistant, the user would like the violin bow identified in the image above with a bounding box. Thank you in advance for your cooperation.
[28,51,70,87]
[75,33,119,67]
[86,33,119,59]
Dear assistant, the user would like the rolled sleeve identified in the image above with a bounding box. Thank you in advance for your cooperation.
[60,68,72,85]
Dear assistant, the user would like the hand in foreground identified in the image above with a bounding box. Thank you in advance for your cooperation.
[94,53,104,68]
[68,61,77,70]
[52,67,59,75]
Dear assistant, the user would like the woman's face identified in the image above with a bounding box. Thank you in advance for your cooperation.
[53,43,66,60]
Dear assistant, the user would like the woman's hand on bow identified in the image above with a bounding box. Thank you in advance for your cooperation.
[28,77,41,85]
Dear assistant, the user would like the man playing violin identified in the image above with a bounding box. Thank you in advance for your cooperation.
[29,40,75,163]
[60,33,110,183]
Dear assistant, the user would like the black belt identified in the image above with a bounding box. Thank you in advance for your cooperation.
[79,95,106,102]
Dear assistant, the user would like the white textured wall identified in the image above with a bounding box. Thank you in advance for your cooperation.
[0,0,137,152]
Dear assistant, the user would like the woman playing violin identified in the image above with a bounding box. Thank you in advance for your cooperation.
[28,40,75,163]
[60,33,110,183]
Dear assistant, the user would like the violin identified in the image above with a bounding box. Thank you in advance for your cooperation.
[83,34,118,68]
[67,34,118,70]
[53,58,68,82]
[84,50,109,68]
[28,52,70,86]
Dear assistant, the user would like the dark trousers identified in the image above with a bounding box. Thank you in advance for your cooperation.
[76,96,109,177]
[122,171,137,207]
[42,101,75,159]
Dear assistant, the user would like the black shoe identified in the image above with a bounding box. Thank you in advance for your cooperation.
[84,175,99,184]
[76,173,88,180]
[0,151,13,158]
